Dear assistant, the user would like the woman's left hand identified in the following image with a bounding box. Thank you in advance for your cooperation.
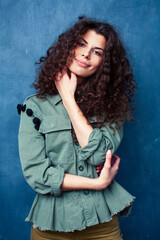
[55,70,77,101]
[96,154,117,173]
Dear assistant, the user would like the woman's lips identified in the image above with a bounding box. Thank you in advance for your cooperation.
[75,58,90,68]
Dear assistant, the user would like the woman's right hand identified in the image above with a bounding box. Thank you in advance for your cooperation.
[55,70,77,101]
[96,150,120,190]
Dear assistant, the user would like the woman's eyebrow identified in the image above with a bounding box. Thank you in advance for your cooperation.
[80,37,87,44]
[80,37,104,51]
[95,47,104,51]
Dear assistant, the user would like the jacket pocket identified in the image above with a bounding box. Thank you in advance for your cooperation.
[39,116,74,165]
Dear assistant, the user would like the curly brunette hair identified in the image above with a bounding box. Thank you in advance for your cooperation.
[33,17,137,132]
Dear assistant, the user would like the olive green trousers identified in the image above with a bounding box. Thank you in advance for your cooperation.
[31,214,123,240]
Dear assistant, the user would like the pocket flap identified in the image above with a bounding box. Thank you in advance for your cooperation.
[40,116,72,134]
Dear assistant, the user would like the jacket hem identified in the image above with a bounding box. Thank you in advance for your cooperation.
[25,195,135,232]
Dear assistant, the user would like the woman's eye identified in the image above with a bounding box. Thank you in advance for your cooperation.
[94,50,101,56]
[78,42,85,47]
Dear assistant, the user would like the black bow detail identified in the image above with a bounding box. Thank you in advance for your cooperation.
[17,104,26,115]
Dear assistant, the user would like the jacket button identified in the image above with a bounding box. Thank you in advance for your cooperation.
[78,165,84,171]
[33,117,41,125]
[26,108,33,117]
[84,190,89,195]
[35,124,40,131]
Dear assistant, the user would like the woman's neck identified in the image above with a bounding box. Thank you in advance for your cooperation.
[77,76,86,85]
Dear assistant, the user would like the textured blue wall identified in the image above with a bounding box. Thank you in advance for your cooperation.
[0,0,160,239]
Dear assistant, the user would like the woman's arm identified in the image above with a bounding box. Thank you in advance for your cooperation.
[55,71,93,148]
[63,95,93,148]
[55,71,123,167]
[78,123,123,166]
[18,98,120,196]
[61,150,120,191]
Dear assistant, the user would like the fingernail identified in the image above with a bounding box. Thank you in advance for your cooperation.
[107,149,111,155]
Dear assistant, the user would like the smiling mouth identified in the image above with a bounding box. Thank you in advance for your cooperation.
[75,58,90,68]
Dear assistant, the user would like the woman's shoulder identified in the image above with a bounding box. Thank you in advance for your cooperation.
[19,93,62,118]
[24,93,44,105]
[17,94,62,132]
[24,93,61,105]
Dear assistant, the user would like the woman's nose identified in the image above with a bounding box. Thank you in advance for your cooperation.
[82,49,90,59]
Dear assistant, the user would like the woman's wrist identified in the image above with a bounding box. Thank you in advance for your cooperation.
[94,177,110,191]
[62,94,75,109]
[61,173,109,192]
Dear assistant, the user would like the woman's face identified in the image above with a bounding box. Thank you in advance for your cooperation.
[68,30,106,81]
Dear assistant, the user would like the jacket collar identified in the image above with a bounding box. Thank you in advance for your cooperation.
[46,94,62,105]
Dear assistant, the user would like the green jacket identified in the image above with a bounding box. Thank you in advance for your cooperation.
[18,93,135,232]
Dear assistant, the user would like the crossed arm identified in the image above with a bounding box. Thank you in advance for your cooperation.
[55,71,121,191]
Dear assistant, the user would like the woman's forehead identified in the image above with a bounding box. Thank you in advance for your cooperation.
[81,30,106,49]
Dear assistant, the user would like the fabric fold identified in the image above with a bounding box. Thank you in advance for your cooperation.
[78,128,103,161]
[26,180,135,232]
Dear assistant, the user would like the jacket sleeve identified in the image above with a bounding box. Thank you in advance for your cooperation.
[18,99,65,196]
[77,123,123,166]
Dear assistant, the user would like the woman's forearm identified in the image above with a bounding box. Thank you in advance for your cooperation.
[55,71,93,148]
[63,95,93,148]
[61,150,120,192]
[61,173,99,191]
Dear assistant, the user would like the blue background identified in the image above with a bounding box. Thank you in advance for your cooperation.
[0,0,160,239]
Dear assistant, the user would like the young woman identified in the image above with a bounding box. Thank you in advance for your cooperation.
[17,17,137,240]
